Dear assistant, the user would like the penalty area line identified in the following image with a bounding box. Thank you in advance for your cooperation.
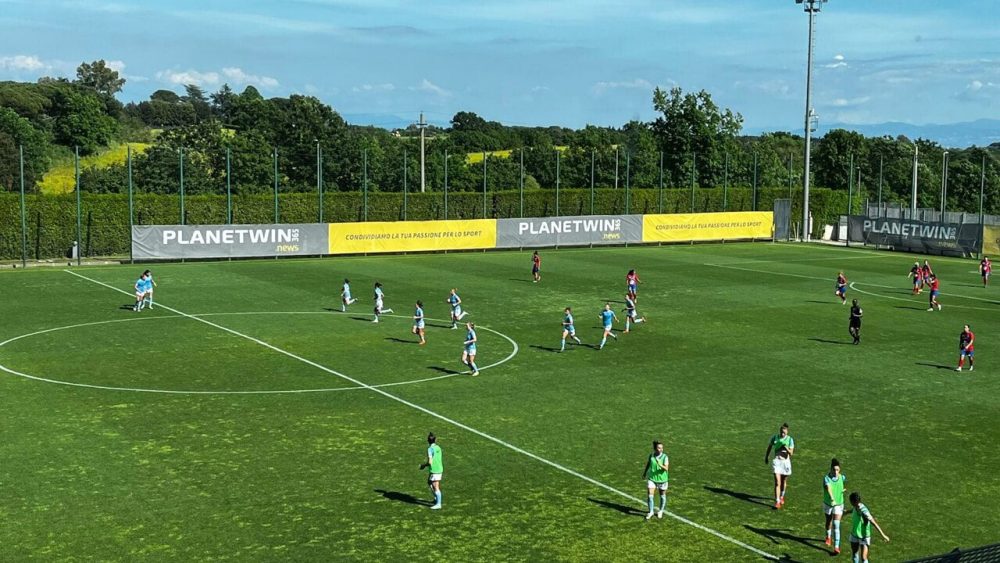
[63,269,778,560]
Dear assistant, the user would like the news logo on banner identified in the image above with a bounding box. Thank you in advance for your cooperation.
[328,219,497,254]
[132,224,329,259]
[496,215,643,247]
[642,212,774,242]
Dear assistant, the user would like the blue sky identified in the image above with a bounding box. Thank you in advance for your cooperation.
[0,0,997,131]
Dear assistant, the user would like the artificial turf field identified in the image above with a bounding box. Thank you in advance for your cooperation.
[1,242,997,562]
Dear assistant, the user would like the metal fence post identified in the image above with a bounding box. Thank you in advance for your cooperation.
[363,148,368,221]
[444,151,449,220]
[403,147,408,220]
[658,151,664,214]
[555,149,560,217]
[482,152,488,219]
[590,149,595,215]
[127,145,133,263]
[519,147,524,218]
[226,147,232,224]
[317,142,324,223]
[752,151,758,211]
[179,147,185,225]
[273,147,279,223]
[75,146,81,264]
[689,152,696,212]
[19,145,27,268]
[625,151,630,214]
[723,151,729,211]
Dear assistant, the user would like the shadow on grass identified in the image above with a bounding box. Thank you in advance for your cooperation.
[916,361,955,371]
[322,307,343,313]
[587,497,646,517]
[743,524,829,554]
[803,300,833,305]
[385,337,419,345]
[703,486,773,508]
[530,344,563,353]
[808,338,850,346]
[508,278,535,283]
[119,304,136,311]
[374,489,433,507]
[427,366,463,375]
[894,305,927,311]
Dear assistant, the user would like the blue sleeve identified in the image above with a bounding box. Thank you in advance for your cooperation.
[788,436,795,449]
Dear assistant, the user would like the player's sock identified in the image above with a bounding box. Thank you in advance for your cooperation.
[560,338,566,351]
[958,359,965,369]
[573,336,581,344]
[647,495,654,513]
[599,337,606,349]
[470,362,478,372]
[659,494,667,511]
[636,318,644,324]
[341,304,346,312]
[625,319,631,331]
[383,308,393,313]
[350,298,357,304]
[434,491,441,506]
[834,520,841,547]
[610,332,617,339]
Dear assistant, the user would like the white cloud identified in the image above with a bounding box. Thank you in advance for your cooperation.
[830,96,871,107]
[957,79,998,103]
[155,66,279,89]
[834,54,845,61]
[593,78,653,94]
[409,78,451,97]
[106,60,126,73]
[352,82,395,93]
[0,54,48,72]
[222,67,279,89]
[824,55,848,69]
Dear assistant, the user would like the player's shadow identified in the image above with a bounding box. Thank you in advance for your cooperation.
[374,489,433,507]
[894,304,927,311]
[743,525,829,554]
[808,338,850,346]
[427,366,463,375]
[530,344,563,353]
[587,497,646,517]
[385,337,419,345]
[703,486,773,508]
[803,300,832,304]
[915,361,955,370]
[118,304,136,311]
[349,316,374,323]
[508,278,534,283]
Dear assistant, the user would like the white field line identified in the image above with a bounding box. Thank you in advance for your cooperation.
[63,269,778,560]
[704,262,830,282]
[848,282,999,313]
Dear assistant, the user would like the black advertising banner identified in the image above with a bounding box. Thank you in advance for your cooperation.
[847,216,981,256]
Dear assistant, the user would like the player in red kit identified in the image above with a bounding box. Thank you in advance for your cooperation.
[956,325,975,372]
[981,256,991,288]
[835,272,848,304]
[626,269,641,302]
[908,262,922,294]
[921,260,934,288]
[927,275,942,311]
[532,251,541,283]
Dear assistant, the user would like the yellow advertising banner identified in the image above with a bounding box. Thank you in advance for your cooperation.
[642,211,773,242]
[328,219,497,254]
[983,225,1000,255]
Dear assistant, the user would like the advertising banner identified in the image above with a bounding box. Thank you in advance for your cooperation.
[132,224,329,260]
[496,215,643,248]
[642,211,773,242]
[847,216,981,256]
[327,219,496,254]
[983,225,1000,256]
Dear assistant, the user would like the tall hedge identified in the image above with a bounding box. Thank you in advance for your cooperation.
[0,187,855,260]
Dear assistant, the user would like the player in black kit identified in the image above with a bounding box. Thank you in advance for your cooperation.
[849,299,863,345]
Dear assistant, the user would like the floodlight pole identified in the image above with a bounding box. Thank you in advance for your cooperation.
[797,0,826,241]
[417,112,427,193]
[911,144,919,216]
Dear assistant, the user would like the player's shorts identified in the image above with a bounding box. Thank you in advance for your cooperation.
[627,310,637,319]
[135,291,145,299]
[564,325,575,334]
[849,535,871,546]
[532,266,539,273]
[428,473,442,482]
[850,320,861,329]
[375,299,384,310]
[823,503,844,516]
[452,306,462,317]
[960,348,974,357]
[465,346,476,355]
[912,278,921,286]
[343,292,352,301]
[771,456,792,476]
[603,324,613,331]
[836,286,847,294]
[647,480,668,491]
[931,290,940,297]
[415,320,425,329]
[983,271,991,278]
[628,284,637,293]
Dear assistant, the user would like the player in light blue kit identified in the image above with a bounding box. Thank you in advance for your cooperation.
[141,270,157,309]
[446,288,468,329]
[341,278,358,312]
[372,281,394,322]
[412,300,426,345]
[598,303,618,350]
[462,322,480,376]
[132,273,147,312]
[560,307,582,351]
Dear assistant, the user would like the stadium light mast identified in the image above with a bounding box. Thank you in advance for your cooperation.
[417,112,428,193]
[796,0,826,241]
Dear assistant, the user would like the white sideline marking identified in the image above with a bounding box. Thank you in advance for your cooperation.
[848,282,998,312]
[704,262,829,282]
[63,269,778,560]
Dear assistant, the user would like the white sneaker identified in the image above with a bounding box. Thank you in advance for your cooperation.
[969,365,974,371]
[471,371,479,377]
[927,308,934,311]
[372,319,379,323]
[430,504,442,510]
[657,510,663,519]
[645,512,654,520]
[955,367,962,371]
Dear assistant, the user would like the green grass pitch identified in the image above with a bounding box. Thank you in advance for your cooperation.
[1,243,997,562]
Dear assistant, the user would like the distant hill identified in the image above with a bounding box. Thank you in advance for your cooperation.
[749,119,1000,149]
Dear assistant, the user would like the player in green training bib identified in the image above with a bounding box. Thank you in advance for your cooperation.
[418,432,443,510]
[822,458,847,554]
[849,492,889,563]
[763,422,795,509]
[641,440,669,520]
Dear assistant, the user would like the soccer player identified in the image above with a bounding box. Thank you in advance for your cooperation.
[763,422,795,509]
[626,269,641,301]
[848,492,890,563]
[446,288,468,329]
[532,251,541,283]
[132,272,147,312]
[849,299,863,345]
[921,260,934,287]
[927,274,942,311]
[623,294,647,333]
[823,458,847,554]
[908,261,922,294]
[598,303,618,350]
[462,322,480,377]
[418,433,443,510]
[641,440,669,520]
[142,269,157,309]
[372,282,393,322]
[560,307,582,352]
[835,271,848,304]
[957,324,975,372]
[981,256,992,288]
[341,278,358,312]
[412,300,426,345]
